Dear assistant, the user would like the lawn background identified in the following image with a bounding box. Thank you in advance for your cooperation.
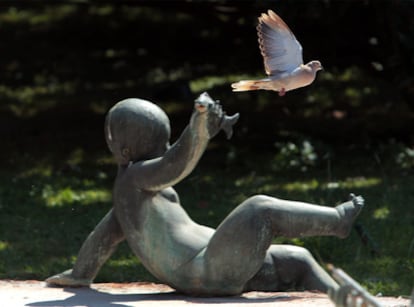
[0,1,413,297]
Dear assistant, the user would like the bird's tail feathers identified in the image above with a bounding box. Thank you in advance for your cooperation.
[231,80,263,92]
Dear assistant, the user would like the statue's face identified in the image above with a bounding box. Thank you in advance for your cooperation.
[105,99,171,165]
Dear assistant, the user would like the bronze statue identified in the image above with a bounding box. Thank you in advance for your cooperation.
[46,92,364,296]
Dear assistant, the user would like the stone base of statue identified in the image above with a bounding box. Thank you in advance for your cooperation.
[0,280,409,307]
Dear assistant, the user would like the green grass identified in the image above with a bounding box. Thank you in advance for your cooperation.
[0,144,413,297]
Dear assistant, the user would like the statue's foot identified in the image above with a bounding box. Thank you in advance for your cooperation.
[45,269,91,287]
[335,193,364,238]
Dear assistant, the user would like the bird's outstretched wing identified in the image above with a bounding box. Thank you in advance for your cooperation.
[257,10,303,75]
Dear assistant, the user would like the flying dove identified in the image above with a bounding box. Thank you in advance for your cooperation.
[231,10,322,96]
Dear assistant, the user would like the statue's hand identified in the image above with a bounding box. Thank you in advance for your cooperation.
[194,92,239,139]
[220,112,240,139]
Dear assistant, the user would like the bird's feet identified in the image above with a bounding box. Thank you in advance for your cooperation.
[335,193,364,238]
[278,88,286,96]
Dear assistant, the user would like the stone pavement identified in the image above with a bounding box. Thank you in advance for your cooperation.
[0,280,410,307]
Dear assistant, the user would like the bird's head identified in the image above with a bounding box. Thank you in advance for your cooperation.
[308,60,323,72]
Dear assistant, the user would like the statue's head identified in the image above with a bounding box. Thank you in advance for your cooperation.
[105,98,171,165]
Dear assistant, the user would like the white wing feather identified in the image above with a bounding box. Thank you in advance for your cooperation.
[257,10,303,75]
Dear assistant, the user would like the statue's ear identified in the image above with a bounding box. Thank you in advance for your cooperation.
[121,147,130,161]
[118,147,131,166]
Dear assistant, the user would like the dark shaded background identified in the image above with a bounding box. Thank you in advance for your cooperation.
[1,0,414,164]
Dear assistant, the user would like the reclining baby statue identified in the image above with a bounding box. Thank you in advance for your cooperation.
[46,92,364,296]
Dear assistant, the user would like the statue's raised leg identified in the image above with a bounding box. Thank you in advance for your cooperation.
[199,194,363,294]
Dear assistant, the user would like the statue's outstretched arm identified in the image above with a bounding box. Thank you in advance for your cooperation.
[128,93,239,191]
